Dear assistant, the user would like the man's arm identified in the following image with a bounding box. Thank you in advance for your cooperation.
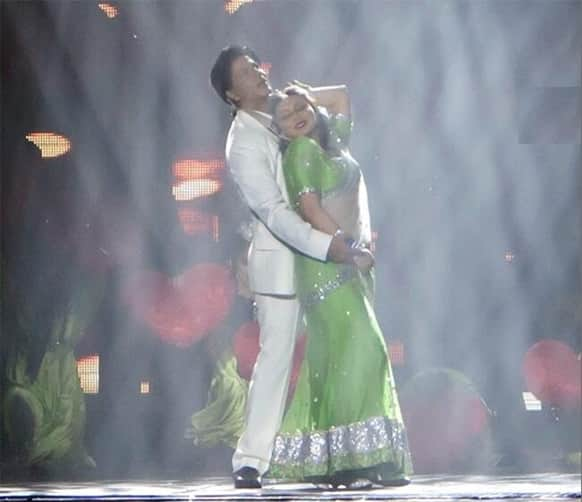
[297,192,340,235]
[298,192,374,273]
[228,139,352,263]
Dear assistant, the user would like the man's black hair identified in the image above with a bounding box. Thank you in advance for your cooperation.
[210,45,261,105]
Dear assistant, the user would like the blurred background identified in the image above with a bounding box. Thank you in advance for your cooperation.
[1,0,580,481]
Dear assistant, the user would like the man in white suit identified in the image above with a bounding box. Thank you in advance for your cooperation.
[210,46,357,488]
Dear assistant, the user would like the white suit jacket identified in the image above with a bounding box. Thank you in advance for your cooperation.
[226,110,332,295]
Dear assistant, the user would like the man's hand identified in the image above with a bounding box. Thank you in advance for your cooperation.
[353,248,375,273]
[327,234,354,264]
[327,235,376,272]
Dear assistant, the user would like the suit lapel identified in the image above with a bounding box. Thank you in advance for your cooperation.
[236,111,289,203]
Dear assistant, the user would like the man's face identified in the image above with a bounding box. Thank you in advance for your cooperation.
[226,55,271,108]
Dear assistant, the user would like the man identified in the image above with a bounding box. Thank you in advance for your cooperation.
[210,45,357,488]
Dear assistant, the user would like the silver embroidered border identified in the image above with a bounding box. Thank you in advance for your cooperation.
[302,265,356,309]
[294,187,318,207]
[271,416,408,467]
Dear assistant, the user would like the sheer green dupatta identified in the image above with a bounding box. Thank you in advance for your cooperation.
[280,136,325,209]
[279,112,354,208]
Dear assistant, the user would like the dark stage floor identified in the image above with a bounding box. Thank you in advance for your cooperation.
[0,473,580,501]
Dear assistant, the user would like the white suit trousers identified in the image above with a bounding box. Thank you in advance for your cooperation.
[232,293,301,475]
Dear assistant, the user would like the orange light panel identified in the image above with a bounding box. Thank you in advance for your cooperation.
[26,132,71,159]
[171,159,224,200]
[76,354,99,394]
[172,179,223,200]
[98,3,118,18]
[140,380,151,394]
[212,215,220,241]
[388,340,405,366]
[177,207,220,241]
[225,0,255,15]
[522,391,542,411]
[173,159,224,181]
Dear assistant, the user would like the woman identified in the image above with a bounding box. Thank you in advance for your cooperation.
[266,84,413,487]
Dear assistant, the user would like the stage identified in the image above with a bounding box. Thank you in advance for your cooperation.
[2,1,581,502]
[0,474,580,501]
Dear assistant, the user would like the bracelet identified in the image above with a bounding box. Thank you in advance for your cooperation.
[334,228,358,249]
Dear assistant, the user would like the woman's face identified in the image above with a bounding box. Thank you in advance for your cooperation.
[274,94,317,139]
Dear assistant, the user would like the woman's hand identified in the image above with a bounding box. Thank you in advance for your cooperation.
[352,248,375,273]
[285,82,350,117]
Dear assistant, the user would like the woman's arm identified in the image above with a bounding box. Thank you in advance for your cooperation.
[299,192,375,272]
[297,192,341,236]
[291,81,350,117]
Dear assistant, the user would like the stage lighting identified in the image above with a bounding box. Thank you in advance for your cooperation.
[98,3,119,18]
[25,132,71,159]
[171,158,224,200]
[77,354,100,394]
[522,391,542,411]
[388,340,405,366]
[172,158,224,180]
[177,207,220,241]
[172,179,222,200]
[224,0,255,15]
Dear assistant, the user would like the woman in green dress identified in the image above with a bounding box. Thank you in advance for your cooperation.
[266,84,413,487]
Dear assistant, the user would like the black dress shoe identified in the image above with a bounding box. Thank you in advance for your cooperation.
[347,478,375,490]
[375,475,411,487]
[233,466,262,489]
[328,472,357,489]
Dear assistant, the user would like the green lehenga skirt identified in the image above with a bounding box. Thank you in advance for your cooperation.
[189,259,412,482]
[266,258,412,481]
